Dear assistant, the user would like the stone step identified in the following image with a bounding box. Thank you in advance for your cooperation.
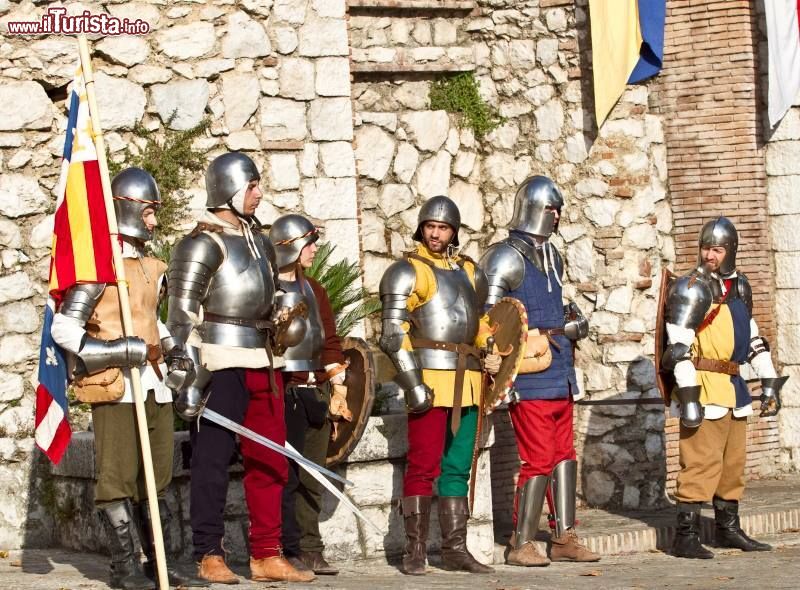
[493,506,800,563]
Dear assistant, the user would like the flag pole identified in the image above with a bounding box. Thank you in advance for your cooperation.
[77,35,169,590]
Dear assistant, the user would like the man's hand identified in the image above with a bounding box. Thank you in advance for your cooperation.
[164,349,196,391]
[484,353,502,375]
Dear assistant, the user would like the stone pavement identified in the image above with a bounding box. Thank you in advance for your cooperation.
[3,533,800,590]
[1,475,798,590]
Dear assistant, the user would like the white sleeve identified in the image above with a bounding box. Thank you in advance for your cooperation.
[748,318,777,379]
[666,322,697,388]
[51,313,86,354]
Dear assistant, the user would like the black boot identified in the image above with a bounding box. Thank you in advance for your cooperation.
[98,500,154,590]
[401,496,431,575]
[438,497,494,573]
[713,497,772,552]
[672,502,714,559]
[138,499,210,587]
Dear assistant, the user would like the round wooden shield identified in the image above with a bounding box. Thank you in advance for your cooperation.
[326,336,376,467]
[485,297,528,413]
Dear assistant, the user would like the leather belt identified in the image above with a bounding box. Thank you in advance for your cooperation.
[411,337,481,435]
[541,328,565,336]
[692,357,740,376]
[202,312,279,395]
[203,312,274,332]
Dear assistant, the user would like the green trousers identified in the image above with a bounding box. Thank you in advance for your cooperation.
[438,406,478,497]
[92,393,174,504]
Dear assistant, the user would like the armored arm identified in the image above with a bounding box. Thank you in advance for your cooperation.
[378,260,432,413]
[53,283,147,377]
[164,234,223,418]
[747,315,787,417]
[478,242,525,309]
[664,272,713,428]
[563,301,589,341]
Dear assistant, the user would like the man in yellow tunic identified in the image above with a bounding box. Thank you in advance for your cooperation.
[662,217,787,559]
[379,196,499,576]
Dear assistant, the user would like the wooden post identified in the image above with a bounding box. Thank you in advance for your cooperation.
[77,35,169,590]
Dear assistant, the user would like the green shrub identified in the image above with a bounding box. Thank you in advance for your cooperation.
[109,116,211,244]
[429,72,505,138]
[306,242,381,337]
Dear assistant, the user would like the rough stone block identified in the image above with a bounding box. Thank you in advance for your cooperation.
[767,141,800,176]
[0,175,48,219]
[260,97,307,141]
[150,79,209,131]
[222,11,271,58]
[302,177,357,219]
[767,176,800,215]
[157,22,215,59]
[345,414,408,463]
[309,97,354,141]
[0,81,54,131]
[355,125,395,181]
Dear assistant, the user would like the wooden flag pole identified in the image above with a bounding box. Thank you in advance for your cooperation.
[77,35,169,590]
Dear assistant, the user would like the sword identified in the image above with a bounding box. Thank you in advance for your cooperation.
[201,408,385,534]
[201,408,353,487]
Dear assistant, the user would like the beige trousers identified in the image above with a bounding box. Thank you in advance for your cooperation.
[675,411,747,503]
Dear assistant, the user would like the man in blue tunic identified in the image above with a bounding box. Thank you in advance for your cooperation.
[480,176,599,567]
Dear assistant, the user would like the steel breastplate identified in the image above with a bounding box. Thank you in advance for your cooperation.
[279,277,325,371]
[410,264,480,370]
[200,233,276,348]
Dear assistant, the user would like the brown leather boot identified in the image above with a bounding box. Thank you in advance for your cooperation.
[506,533,550,567]
[299,550,339,575]
[401,496,431,576]
[438,497,494,573]
[549,528,600,562]
[250,556,316,582]
[197,555,239,585]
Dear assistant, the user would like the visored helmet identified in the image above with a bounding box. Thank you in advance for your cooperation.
[697,216,738,276]
[111,167,161,242]
[412,195,461,247]
[205,152,260,210]
[269,214,320,269]
[509,175,564,237]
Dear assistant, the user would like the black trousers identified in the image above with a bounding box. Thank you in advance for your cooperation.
[280,383,331,555]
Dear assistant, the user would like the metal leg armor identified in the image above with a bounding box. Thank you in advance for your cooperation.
[550,459,577,538]
[548,460,600,562]
[514,475,549,548]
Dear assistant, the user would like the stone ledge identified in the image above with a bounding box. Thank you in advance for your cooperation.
[261,140,305,151]
[494,507,800,562]
[352,62,475,74]
[348,0,476,12]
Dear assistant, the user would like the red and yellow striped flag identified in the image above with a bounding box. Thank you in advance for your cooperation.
[48,60,116,300]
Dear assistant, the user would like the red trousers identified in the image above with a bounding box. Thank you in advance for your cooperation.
[404,407,448,497]
[509,398,576,524]
[190,368,287,560]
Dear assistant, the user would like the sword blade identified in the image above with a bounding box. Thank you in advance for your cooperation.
[201,408,353,487]
[285,441,386,536]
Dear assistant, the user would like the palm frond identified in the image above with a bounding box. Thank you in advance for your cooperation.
[306,242,380,336]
